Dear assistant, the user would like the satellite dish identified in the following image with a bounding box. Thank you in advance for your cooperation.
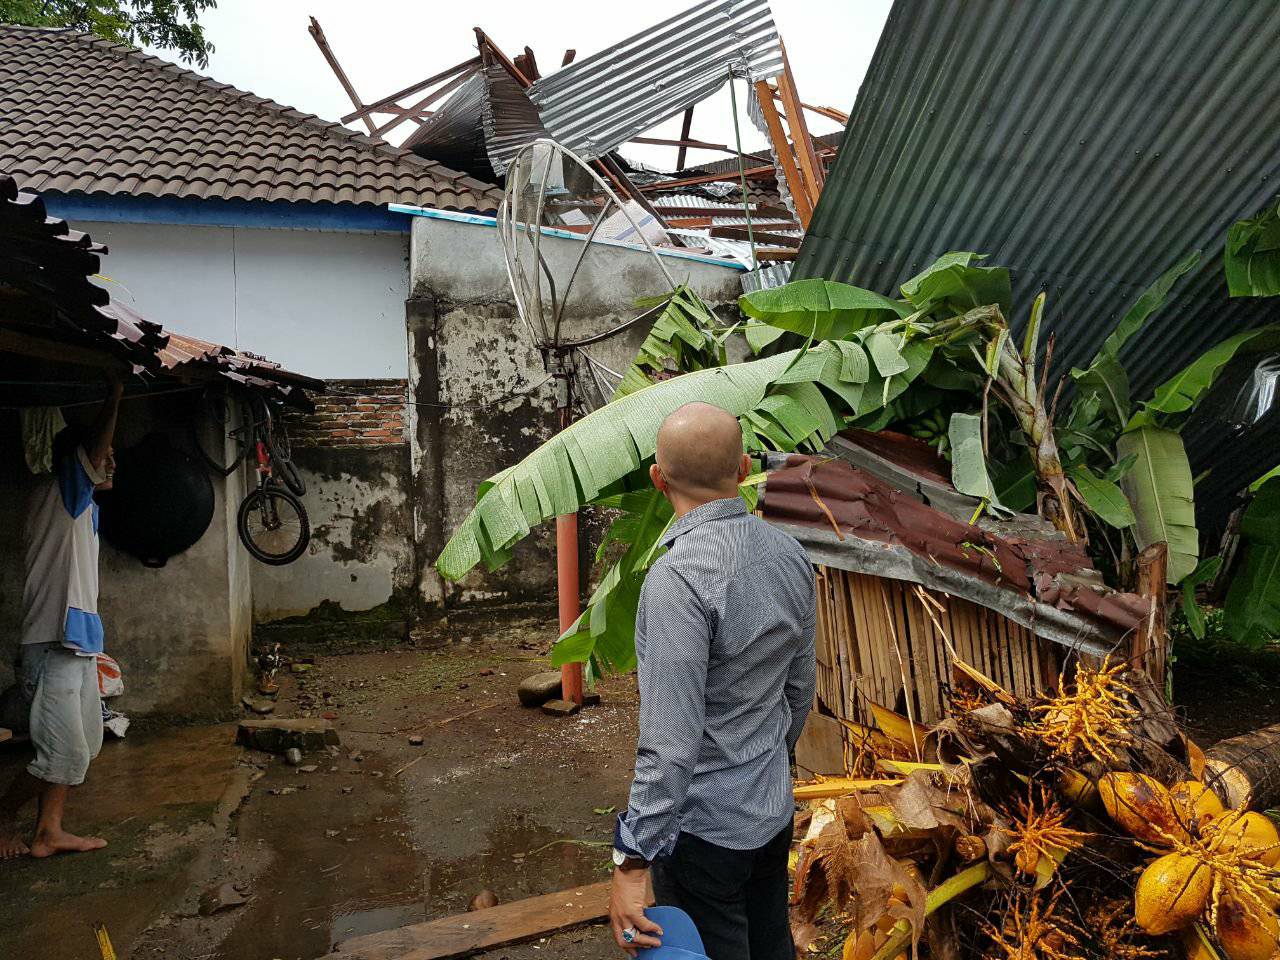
[498,138,678,412]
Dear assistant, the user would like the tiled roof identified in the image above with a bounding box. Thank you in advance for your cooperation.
[0,25,502,213]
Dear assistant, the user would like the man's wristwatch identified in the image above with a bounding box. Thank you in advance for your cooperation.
[612,847,650,872]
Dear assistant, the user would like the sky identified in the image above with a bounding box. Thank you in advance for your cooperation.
[150,0,895,171]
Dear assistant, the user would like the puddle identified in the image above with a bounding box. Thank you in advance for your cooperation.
[327,902,427,948]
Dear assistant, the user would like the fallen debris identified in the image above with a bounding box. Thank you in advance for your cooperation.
[330,881,609,959]
[284,747,303,766]
[236,718,339,754]
[197,882,249,917]
[541,698,579,718]
[467,889,499,911]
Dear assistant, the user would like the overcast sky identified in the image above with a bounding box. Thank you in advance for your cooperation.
[154,0,894,170]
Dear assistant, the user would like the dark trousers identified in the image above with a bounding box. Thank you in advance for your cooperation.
[651,823,794,960]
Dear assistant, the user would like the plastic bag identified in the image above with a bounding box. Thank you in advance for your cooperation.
[97,653,124,699]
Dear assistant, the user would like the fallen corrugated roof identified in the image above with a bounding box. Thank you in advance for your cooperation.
[405,63,549,181]
[760,430,1148,655]
[527,0,784,161]
[794,0,1280,407]
[0,25,502,213]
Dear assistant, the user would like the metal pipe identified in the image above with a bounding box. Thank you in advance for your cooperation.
[556,393,584,706]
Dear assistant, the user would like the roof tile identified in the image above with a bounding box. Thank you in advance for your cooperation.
[0,25,502,213]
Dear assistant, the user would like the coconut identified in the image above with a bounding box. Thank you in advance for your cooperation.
[1134,853,1212,935]
[1206,810,1280,866]
[1216,893,1280,960]
[1170,780,1226,832]
[1099,772,1190,846]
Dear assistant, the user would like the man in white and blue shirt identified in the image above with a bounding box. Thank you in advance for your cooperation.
[0,377,120,860]
[609,403,816,960]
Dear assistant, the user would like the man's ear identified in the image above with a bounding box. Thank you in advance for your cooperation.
[649,462,665,492]
[737,454,752,483]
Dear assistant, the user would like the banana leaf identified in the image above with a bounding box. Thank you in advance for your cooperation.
[1117,426,1198,583]
[1128,325,1280,428]
[947,412,1007,513]
[1225,199,1280,298]
[436,337,931,581]
[1224,477,1280,647]
[613,287,727,398]
[1069,250,1201,427]
[899,251,1012,315]
[1069,464,1136,529]
[738,278,910,339]
[1180,555,1223,641]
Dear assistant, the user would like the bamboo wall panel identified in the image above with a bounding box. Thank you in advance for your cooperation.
[811,566,1057,730]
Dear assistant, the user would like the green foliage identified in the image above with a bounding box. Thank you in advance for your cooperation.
[738,278,909,339]
[1069,464,1136,529]
[0,0,216,64]
[947,412,1005,512]
[1117,426,1199,583]
[613,287,731,398]
[1225,198,1280,297]
[1224,478,1280,648]
[900,252,1012,314]
[1179,556,1224,642]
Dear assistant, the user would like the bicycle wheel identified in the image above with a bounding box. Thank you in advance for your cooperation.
[273,453,307,497]
[237,486,310,565]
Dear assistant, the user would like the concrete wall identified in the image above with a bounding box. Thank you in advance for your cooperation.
[67,220,410,379]
[407,215,745,607]
[0,396,252,718]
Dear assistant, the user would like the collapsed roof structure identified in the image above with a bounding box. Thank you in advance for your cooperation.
[308,0,845,276]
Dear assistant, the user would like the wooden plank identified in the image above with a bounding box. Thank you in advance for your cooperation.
[307,18,375,135]
[796,711,849,778]
[332,882,610,960]
[751,79,813,227]
[637,164,778,191]
[342,57,481,124]
[755,248,800,262]
[0,326,128,372]
[676,105,695,170]
[775,41,824,203]
[372,67,476,138]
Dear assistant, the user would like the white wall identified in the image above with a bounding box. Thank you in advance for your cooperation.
[75,220,410,379]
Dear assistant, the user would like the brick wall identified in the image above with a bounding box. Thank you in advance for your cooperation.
[288,379,408,447]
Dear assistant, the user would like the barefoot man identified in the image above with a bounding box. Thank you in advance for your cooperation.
[609,403,816,960]
[0,375,121,859]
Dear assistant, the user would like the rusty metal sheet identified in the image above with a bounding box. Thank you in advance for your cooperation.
[760,447,1148,653]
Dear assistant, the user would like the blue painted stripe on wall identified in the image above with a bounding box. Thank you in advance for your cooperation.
[40,193,411,233]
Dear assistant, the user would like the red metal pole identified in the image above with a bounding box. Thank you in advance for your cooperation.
[557,513,584,706]
[556,397,584,706]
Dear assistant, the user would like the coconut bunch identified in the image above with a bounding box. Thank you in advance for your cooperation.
[791,656,1278,960]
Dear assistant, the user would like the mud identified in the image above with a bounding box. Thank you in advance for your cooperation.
[0,611,636,960]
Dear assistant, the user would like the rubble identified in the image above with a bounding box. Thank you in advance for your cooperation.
[236,718,340,754]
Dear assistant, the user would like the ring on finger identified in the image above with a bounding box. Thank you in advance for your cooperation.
[622,927,637,944]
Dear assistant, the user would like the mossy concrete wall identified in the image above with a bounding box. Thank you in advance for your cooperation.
[407,214,745,607]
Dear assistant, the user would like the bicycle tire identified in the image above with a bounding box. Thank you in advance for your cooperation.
[273,452,307,497]
[237,486,310,565]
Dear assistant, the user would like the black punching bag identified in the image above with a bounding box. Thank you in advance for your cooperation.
[98,433,215,567]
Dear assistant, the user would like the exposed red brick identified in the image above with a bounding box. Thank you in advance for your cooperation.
[285,379,408,448]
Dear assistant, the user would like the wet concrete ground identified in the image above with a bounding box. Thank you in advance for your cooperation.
[0,610,633,960]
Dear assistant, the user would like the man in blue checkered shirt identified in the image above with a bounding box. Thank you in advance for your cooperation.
[609,402,816,960]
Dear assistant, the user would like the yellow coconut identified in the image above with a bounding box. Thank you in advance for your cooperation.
[1134,853,1212,935]
[1216,893,1280,960]
[1099,772,1189,846]
[1170,780,1226,831]
[1207,810,1280,867]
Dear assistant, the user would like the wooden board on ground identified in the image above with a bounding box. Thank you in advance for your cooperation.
[330,882,611,960]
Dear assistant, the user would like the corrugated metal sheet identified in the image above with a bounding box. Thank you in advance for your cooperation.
[528,0,783,161]
[406,64,548,180]
[793,0,1280,503]
[796,0,1280,398]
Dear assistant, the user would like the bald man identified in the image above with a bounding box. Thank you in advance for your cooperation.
[609,402,816,960]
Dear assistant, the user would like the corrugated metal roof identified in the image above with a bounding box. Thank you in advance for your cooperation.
[406,64,549,180]
[527,0,783,161]
[795,0,1280,407]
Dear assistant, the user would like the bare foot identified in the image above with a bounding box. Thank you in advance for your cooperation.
[29,828,107,858]
[0,823,29,859]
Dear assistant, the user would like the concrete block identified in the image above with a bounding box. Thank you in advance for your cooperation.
[541,699,580,718]
[237,718,340,754]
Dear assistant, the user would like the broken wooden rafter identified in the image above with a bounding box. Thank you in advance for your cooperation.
[750,83,813,227]
[710,225,801,247]
[776,40,825,202]
[341,57,481,126]
[371,67,477,138]
[308,17,376,135]
[755,247,800,262]
[676,105,695,170]
[330,882,610,960]
[637,163,778,192]
[630,136,769,163]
